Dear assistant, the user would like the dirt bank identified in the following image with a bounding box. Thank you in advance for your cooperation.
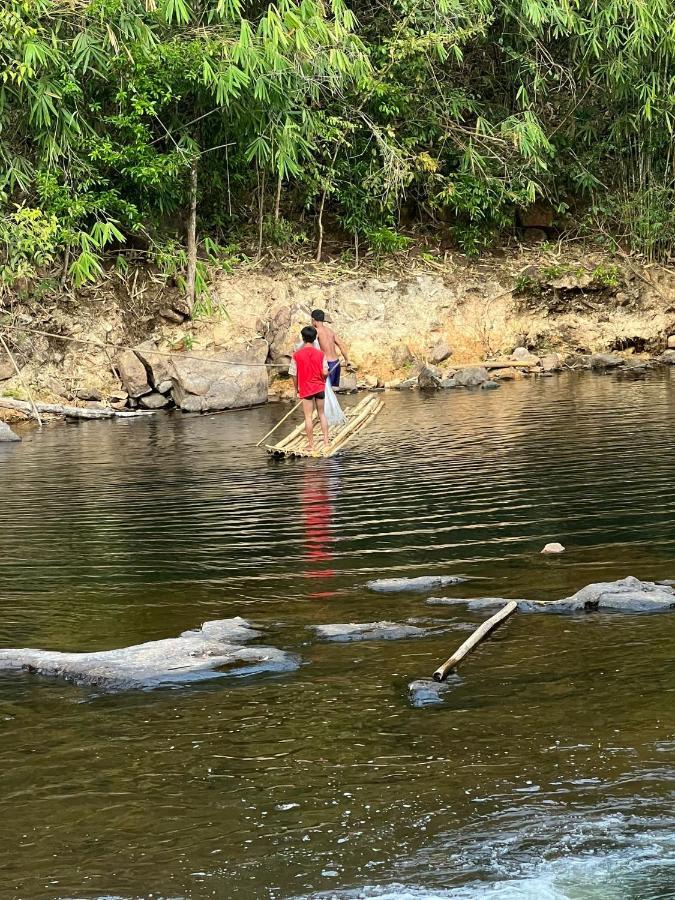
[1,241,674,419]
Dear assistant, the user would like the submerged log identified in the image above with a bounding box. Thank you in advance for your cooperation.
[0,397,154,421]
[432,601,518,681]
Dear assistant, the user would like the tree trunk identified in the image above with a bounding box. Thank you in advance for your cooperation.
[185,160,198,313]
[257,167,266,260]
[274,172,282,222]
[316,188,327,262]
[354,231,360,267]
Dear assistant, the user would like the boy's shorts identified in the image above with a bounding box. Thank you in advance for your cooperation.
[327,360,341,387]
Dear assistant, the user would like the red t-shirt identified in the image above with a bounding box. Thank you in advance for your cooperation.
[293,345,326,398]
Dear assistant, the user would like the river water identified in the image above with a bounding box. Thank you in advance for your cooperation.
[0,372,674,900]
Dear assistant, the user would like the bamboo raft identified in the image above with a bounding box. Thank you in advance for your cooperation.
[263,394,384,458]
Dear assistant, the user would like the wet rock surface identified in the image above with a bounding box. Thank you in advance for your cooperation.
[454,366,489,387]
[0,421,21,442]
[427,577,675,614]
[408,676,459,707]
[0,617,298,690]
[367,575,469,592]
[312,622,433,642]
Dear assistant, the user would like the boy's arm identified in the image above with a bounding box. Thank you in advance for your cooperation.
[292,374,298,395]
[335,333,350,365]
[322,355,329,378]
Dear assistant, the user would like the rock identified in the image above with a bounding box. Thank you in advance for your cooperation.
[0,617,299,691]
[0,359,15,381]
[541,353,563,372]
[418,364,442,390]
[159,308,185,324]
[397,377,418,389]
[454,366,489,387]
[428,340,453,365]
[110,400,129,411]
[541,542,565,554]
[367,575,469,593]
[511,346,540,365]
[391,345,415,368]
[75,389,103,402]
[134,341,176,392]
[481,380,500,390]
[312,622,431,642]
[0,421,21,442]
[440,377,457,388]
[109,390,128,402]
[590,353,625,369]
[116,349,152,399]
[408,677,458,708]
[171,340,268,412]
[668,336,675,350]
[335,371,358,393]
[491,368,521,381]
[427,596,528,608]
[363,374,379,389]
[659,350,675,365]
[139,392,170,410]
[384,379,402,389]
[428,578,675,615]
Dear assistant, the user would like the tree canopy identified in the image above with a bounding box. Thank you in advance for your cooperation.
[1,0,673,293]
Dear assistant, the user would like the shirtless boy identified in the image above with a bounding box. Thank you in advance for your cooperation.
[310,309,350,388]
[291,326,330,453]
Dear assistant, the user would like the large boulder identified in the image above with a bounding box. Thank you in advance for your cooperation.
[116,349,152,398]
[0,358,15,381]
[171,340,269,412]
[134,341,176,394]
[0,617,299,690]
[659,350,675,365]
[408,676,459,708]
[454,366,489,387]
[0,421,21,442]
[541,353,563,372]
[367,574,468,592]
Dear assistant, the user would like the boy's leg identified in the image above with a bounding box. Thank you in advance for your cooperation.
[315,397,330,449]
[302,397,315,450]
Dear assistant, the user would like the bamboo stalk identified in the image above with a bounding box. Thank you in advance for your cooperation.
[0,335,43,427]
[432,601,518,682]
[256,399,303,447]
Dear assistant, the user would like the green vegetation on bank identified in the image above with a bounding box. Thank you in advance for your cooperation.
[1,0,673,301]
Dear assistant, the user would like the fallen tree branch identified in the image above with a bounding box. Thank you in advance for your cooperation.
[0,397,155,421]
[432,600,518,681]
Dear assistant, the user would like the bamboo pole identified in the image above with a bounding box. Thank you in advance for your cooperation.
[0,335,43,426]
[432,601,518,682]
[256,399,303,447]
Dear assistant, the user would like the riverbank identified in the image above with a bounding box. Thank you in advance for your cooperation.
[1,240,674,424]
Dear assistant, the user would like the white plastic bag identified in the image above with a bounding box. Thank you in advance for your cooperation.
[324,377,347,427]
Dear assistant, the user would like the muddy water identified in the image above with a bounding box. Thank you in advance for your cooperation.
[0,372,674,900]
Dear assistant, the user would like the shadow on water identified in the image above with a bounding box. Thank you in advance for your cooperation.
[0,371,674,898]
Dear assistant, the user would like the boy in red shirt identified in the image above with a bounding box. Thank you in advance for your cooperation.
[292,326,330,453]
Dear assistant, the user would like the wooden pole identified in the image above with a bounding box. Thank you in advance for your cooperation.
[432,600,518,682]
[0,334,43,427]
[256,399,303,447]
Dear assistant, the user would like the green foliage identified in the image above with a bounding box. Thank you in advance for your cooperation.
[0,0,674,299]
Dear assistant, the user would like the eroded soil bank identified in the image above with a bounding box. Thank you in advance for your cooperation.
[1,241,674,423]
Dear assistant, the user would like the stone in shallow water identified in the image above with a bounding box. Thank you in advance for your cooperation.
[312,622,432,642]
[427,577,675,614]
[367,575,468,593]
[0,617,299,691]
[0,421,21,442]
[408,676,459,707]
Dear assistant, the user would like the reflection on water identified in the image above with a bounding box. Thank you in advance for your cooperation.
[301,466,337,595]
[0,372,674,899]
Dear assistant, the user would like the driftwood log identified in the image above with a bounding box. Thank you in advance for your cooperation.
[0,397,155,421]
[432,600,518,681]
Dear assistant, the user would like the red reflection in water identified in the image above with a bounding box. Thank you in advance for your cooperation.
[301,468,336,596]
